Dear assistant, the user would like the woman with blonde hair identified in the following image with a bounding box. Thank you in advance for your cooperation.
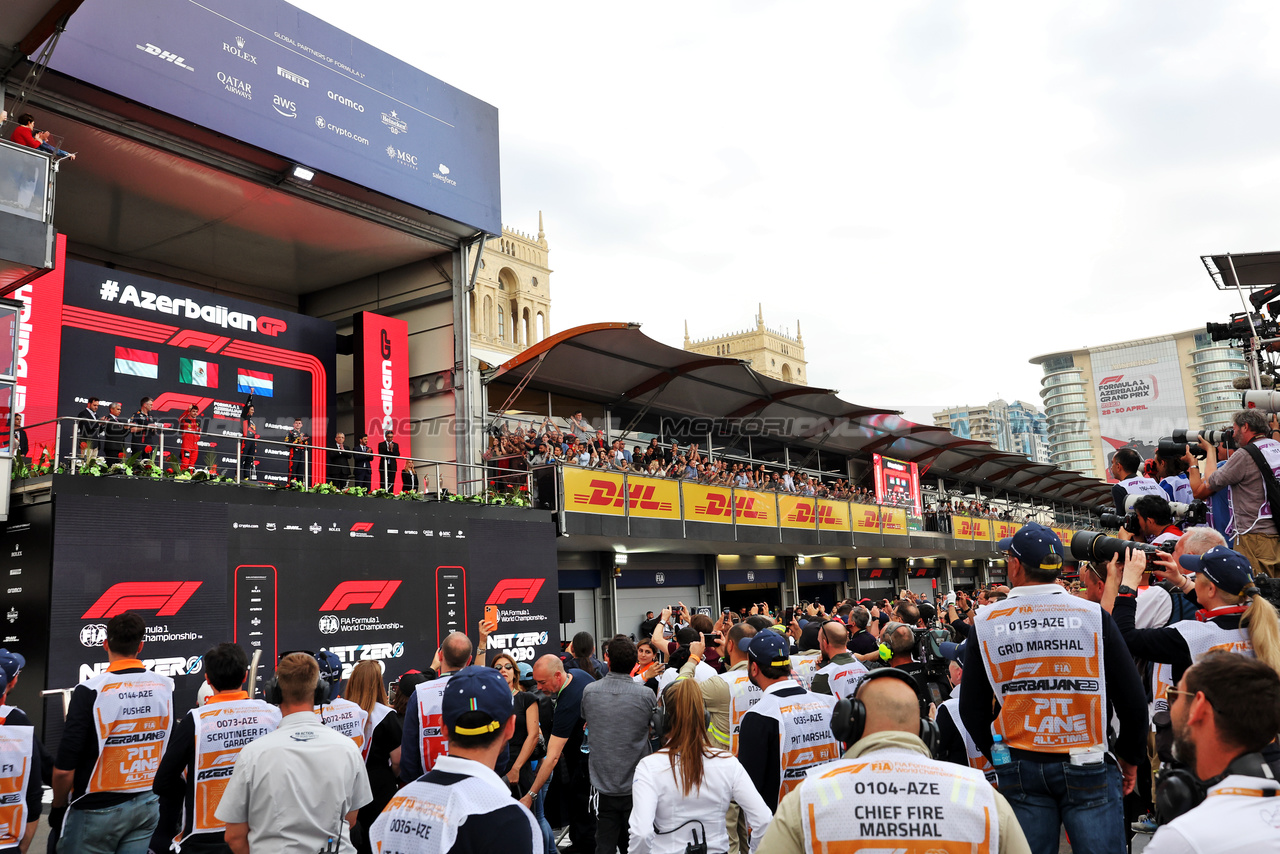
[345,660,403,854]
[628,679,772,854]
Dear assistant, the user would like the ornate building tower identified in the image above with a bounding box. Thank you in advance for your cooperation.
[470,212,552,361]
[684,305,808,384]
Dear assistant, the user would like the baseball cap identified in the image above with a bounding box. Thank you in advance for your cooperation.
[738,632,791,668]
[314,650,342,702]
[396,669,427,697]
[997,522,1064,572]
[939,641,966,664]
[0,650,25,683]
[517,662,534,685]
[442,665,513,736]
[1179,546,1255,596]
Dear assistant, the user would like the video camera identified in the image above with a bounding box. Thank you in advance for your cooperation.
[897,626,953,708]
[1206,312,1279,343]
[1071,530,1177,564]
[1098,494,1208,535]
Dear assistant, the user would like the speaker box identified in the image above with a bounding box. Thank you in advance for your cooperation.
[559,591,575,624]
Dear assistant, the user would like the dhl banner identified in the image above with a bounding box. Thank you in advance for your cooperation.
[734,489,778,527]
[1052,527,1076,549]
[969,517,992,541]
[993,521,1019,542]
[562,468,680,519]
[852,504,883,533]
[683,483,732,525]
[952,516,981,540]
[816,499,849,531]
[881,507,907,534]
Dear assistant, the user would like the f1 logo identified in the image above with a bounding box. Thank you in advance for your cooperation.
[486,579,545,605]
[350,522,374,533]
[82,582,203,619]
[319,580,402,611]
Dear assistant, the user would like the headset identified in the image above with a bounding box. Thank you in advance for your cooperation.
[262,650,334,707]
[830,668,940,757]
[649,680,713,742]
[1155,751,1276,824]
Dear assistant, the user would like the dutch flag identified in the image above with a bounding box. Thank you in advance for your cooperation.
[237,369,274,397]
[114,347,158,379]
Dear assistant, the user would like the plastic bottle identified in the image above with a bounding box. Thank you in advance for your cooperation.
[990,734,1011,767]
[580,725,590,755]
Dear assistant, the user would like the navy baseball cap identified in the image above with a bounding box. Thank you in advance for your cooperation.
[0,650,25,683]
[998,522,1064,572]
[314,650,342,702]
[1180,546,1255,596]
[442,665,514,736]
[939,641,966,664]
[738,631,791,668]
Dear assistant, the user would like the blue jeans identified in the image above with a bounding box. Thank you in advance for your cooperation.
[58,793,159,854]
[994,757,1124,854]
[532,777,555,854]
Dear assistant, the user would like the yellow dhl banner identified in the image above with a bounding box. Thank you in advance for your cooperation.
[683,485,778,527]
[852,504,883,532]
[735,490,778,527]
[1053,527,1076,550]
[969,517,992,540]
[952,516,980,540]
[562,468,679,519]
[778,495,817,529]
[817,499,849,531]
[993,521,1019,542]
[881,507,907,534]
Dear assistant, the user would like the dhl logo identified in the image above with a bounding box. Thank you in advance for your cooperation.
[571,479,674,512]
[693,493,769,519]
[957,519,987,537]
[859,509,880,527]
[786,504,843,525]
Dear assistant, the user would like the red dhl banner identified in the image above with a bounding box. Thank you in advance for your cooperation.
[993,521,1019,541]
[816,499,850,531]
[852,503,882,533]
[562,468,680,519]
[683,484,777,526]
[881,507,907,534]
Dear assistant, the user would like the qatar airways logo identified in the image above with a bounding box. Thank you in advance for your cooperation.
[98,279,287,337]
[379,328,395,431]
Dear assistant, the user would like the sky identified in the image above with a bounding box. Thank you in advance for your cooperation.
[292,0,1280,425]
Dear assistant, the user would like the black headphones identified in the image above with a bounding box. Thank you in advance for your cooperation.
[261,650,331,707]
[831,668,940,757]
[650,681,713,742]
[1155,751,1275,823]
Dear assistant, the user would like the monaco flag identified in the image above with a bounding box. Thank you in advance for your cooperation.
[179,358,218,387]
[113,347,158,379]
[237,368,273,397]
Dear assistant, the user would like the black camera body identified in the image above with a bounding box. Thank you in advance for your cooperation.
[1172,428,1237,452]
[1206,312,1279,343]
[1099,511,1142,536]
[1071,530,1177,564]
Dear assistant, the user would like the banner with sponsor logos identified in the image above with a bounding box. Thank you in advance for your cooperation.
[681,484,778,527]
[45,0,501,234]
[0,505,53,740]
[777,495,818,530]
[353,312,409,492]
[49,253,336,485]
[993,521,1019,542]
[36,477,556,748]
[881,507,908,534]
[1052,527,1077,550]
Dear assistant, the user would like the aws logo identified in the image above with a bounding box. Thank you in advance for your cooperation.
[693,493,768,520]
[571,480,674,512]
[786,504,842,526]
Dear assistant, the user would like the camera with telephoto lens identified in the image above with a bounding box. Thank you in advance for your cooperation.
[1071,530,1177,564]
[1159,437,1206,460]
[1100,495,1209,534]
[1172,428,1237,451]
[1206,313,1279,342]
[1242,390,1280,413]
[1099,511,1141,535]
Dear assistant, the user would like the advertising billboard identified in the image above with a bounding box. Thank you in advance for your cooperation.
[38,480,558,744]
[872,454,922,516]
[353,312,409,491]
[37,251,336,484]
[45,0,501,234]
[1089,340,1188,481]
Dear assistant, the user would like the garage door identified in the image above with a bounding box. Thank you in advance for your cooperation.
[615,586,703,645]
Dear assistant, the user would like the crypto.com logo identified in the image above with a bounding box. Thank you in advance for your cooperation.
[319,581,401,611]
[82,582,203,619]
[486,579,545,605]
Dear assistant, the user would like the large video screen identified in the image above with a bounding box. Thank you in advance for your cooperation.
[45,0,501,234]
[41,485,558,741]
[872,453,922,516]
[24,252,337,484]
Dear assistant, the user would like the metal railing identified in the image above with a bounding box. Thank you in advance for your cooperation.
[0,138,56,224]
[13,416,531,502]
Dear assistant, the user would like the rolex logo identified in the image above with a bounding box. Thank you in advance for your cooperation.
[235,35,245,49]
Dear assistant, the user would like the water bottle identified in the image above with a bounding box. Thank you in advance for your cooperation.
[580,725,590,755]
[990,734,1011,767]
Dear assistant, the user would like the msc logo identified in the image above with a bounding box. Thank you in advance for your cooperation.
[785,504,842,526]
[82,582,203,619]
[487,579,545,605]
[572,480,674,513]
[319,580,402,611]
[693,494,768,520]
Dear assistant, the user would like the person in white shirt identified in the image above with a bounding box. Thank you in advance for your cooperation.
[1146,652,1280,853]
[216,653,372,854]
[629,679,772,854]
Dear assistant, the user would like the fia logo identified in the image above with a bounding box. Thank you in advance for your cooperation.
[655,573,665,585]
[318,615,340,634]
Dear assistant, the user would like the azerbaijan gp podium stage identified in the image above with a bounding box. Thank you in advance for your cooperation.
[3,475,560,747]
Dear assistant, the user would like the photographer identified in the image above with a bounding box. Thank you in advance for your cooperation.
[1111,447,1165,513]
[1154,444,1195,505]
[1120,495,1184,547]
[1144,653,1280,854]
[1186,408,1280,577]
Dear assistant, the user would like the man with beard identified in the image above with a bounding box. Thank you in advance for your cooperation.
[1145,652,1280,853]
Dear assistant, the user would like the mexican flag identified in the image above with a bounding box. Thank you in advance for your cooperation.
[179,358,218,387]
[114,347,158,379]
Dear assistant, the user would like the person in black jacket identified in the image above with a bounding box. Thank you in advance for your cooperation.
[10,413,27,462]
[328,431,353,489]
[400,458,422,495]
[377,430,399,492]
[353,434,373,491]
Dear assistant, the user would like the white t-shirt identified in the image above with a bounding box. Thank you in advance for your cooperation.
[1144,774,1280,853]
[657,660,716,695]
[628,750,773,854]
[215,710,373,854]
[1136,585,1173,629]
